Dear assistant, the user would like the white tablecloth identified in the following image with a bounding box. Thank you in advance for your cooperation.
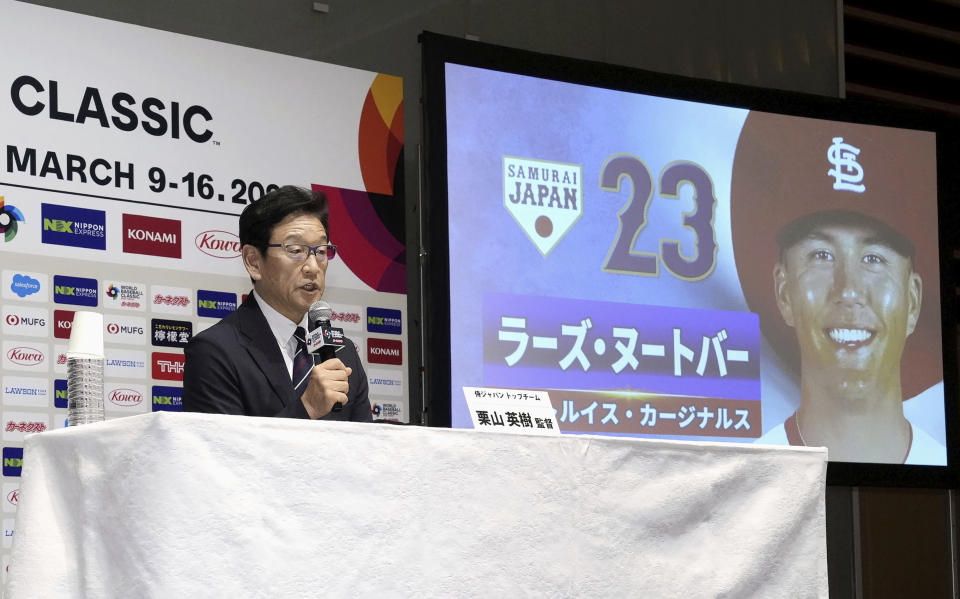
[4,412,827,598]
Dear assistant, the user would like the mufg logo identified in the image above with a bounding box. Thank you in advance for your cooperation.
[503,156,583,257]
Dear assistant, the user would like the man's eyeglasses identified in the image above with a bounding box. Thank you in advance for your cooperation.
[267,243,338,262]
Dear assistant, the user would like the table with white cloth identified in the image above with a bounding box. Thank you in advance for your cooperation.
[4,412,828,598]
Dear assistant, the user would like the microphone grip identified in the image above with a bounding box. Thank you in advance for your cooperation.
[310,316,344,413]
[316,334,342,412]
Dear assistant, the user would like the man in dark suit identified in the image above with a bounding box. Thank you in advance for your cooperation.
[183,186,372,422]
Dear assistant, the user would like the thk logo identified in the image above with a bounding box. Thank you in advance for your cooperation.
[0,197,25,243]
[123,213,181,258]
[152,352,185,381]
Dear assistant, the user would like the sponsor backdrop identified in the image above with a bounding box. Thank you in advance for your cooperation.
[0,1,407,573]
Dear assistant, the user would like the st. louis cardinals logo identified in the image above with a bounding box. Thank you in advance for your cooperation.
[827,136,865,193]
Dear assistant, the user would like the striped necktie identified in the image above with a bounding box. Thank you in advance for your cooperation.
[292,326,314,397]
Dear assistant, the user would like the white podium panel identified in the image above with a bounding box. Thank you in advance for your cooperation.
[5,413,827,598]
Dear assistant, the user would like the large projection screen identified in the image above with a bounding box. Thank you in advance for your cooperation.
[421,33,959,486]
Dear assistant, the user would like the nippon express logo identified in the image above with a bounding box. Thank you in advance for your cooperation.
[366,307,402,335]
[151,318,192,348]
[2,448,23,477]
[54,379,67,408]
[53,275,98,307]
[122,213,181,259]
[0,197,25,243]
[503,156,582,257]
[41,203,106,250]
[152,385,183,412]
[197,290,236,318]
[195,230,241,259]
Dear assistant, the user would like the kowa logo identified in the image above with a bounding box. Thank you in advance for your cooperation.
[40,203,106,250]
[503,156,583,257]
[123,213,181,258]
[6,347,43,366]
[0,197,25,243]
[108,388,143,407]
[195,230,241,258]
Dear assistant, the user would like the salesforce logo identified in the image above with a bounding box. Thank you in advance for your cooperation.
[10,274,40,298]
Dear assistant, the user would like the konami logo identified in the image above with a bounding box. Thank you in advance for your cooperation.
[53,309,75,339]
[367,338,402,365]
[195,230,241,259]
[108,388,143,407]
[6,347,43,367]
[123,213,181,259]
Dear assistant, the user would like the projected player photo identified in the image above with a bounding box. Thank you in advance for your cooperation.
[731,111,945,465]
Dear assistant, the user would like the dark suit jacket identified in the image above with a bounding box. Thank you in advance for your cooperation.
[182,293,372,422]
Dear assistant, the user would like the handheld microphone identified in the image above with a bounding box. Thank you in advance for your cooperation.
[307,300,347,412]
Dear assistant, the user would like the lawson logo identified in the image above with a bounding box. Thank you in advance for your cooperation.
[40,203,106,250]
[195,230,241,258]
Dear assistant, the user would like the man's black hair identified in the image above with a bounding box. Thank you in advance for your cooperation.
[239,185,330,254]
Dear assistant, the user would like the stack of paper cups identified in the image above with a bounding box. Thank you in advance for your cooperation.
[66,311,105,426]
